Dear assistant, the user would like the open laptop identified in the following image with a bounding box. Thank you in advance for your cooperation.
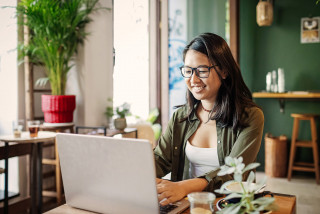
[56,133,189,214]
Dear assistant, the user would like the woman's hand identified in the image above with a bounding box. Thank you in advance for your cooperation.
[156,178,208,206]
[156,178,186,206]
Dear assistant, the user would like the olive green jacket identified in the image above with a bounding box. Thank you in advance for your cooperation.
[153,104,264,192]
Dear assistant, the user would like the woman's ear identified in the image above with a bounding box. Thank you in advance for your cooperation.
[220,70,228,79]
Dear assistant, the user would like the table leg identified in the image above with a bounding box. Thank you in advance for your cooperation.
[37,143,43,214]
[4,142,9,214]
[30,141,38,213]
[31,143,37,214]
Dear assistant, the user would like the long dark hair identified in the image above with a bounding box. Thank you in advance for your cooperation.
[181,33,258,130]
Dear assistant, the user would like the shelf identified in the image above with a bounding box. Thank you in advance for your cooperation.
[252,92,320,113]
[253,92,320,98]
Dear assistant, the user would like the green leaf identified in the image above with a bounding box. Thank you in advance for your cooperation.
[152,123,161,141]
[234,173,242,182]
[146,108,159,124]
[224,192,242,200]
[35,77,49,87]
[215,180,235,194]
[218,203,242,214]
[243,163,260,173]
[246,171,255,185]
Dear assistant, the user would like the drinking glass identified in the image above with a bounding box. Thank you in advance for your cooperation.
[12,119,24,138]
[188,192,216,214]
[27,120,40,138]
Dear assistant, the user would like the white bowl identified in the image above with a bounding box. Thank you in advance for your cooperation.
[225,182,265,193]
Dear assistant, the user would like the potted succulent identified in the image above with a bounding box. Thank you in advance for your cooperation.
[104,98,114,128]
[215,156,276,213]
[114,103,131,130]
[17,0,100,123]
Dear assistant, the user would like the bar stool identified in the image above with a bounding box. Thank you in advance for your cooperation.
[40,123,74,205]
[287,113,319,184]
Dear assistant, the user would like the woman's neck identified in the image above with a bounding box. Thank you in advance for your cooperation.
[200,101,214,112]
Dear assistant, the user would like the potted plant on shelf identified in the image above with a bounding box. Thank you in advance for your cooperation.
[104,98,114,128]
[114,103,131,130]
[17,0,101,123]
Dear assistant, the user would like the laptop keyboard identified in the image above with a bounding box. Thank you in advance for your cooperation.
[159,204,178,214]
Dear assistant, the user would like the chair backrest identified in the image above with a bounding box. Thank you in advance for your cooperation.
[126,123,155,148]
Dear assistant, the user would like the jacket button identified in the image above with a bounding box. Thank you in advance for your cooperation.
[175,146,178,149]
[218,140,221,144]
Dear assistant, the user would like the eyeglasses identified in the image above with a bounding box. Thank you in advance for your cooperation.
[180,65,217,78]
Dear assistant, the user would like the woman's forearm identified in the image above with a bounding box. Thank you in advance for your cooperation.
[178,178,208,195]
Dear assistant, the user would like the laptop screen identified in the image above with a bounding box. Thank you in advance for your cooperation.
[57,133,159,214]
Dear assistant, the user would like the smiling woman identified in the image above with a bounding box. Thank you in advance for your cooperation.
[154,33,264,206]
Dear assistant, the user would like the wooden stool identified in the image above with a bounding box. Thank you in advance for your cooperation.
[287,114,319,184]
[40,123,74,205]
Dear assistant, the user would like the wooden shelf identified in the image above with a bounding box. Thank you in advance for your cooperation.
[252,92,320,113]
[253,92,320,98]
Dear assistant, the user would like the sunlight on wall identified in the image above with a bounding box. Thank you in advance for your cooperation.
[114,0,149,120]
[0,0,19,193]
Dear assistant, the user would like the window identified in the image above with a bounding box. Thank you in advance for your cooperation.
[0,0,19,194]
[113,0,150,120]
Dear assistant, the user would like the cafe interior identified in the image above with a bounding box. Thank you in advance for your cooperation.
[1,0,320,213]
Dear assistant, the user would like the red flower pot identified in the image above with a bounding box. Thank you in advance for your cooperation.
[42,95,76,123]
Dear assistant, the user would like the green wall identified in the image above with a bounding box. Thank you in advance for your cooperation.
[187,0,228,42]
[240,0,320,171]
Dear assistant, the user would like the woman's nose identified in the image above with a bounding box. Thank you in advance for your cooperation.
[190,71,201,83]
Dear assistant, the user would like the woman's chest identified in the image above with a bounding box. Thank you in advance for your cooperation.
[188,120,217,148]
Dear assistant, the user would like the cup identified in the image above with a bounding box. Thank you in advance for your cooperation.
[12,119,24,138]
[188,192,216,214]
[27,120,40,138]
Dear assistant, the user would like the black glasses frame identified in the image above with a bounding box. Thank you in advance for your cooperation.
[179,65,217,78]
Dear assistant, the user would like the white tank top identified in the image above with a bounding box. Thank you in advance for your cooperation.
[185,141,220,178]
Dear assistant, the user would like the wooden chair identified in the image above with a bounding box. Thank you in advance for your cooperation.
[0,143,34,214]
[287,113,319,184]
[40,123,74,205]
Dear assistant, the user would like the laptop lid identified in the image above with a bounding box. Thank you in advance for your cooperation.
[57,133,159,214]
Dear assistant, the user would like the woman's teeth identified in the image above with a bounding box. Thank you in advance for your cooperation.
[193,86,205,92]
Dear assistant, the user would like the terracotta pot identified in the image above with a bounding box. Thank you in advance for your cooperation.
[42,95,76,123]
[114,118,127,130]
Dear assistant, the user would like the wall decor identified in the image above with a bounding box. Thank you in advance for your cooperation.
[301,17,320,43]
[256,0,273,26]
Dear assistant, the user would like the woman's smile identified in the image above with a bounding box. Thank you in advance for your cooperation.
[191,84,206,93]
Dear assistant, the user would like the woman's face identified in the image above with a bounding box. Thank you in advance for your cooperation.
[184,49,223,103]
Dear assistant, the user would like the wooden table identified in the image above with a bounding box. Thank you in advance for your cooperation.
[40,123,75,133]
[107,127,138,138]
[0,131,56,214]
[252,92,320,113]
[45,193,296,214]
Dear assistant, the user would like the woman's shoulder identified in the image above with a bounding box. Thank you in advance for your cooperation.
[172,105,189,120]
[244,106,264,125]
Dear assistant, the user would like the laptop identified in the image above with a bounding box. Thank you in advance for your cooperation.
[56,133,189,214]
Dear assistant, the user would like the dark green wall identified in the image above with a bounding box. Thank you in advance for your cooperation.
[240,0,320,171]
[187,0,228,42]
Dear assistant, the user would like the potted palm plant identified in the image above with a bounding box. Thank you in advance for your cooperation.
[17,0,100,123]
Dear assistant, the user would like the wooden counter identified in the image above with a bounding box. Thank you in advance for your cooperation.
[45,193,296,214]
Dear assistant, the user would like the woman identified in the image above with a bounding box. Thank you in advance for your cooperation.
[154,33,264,206]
